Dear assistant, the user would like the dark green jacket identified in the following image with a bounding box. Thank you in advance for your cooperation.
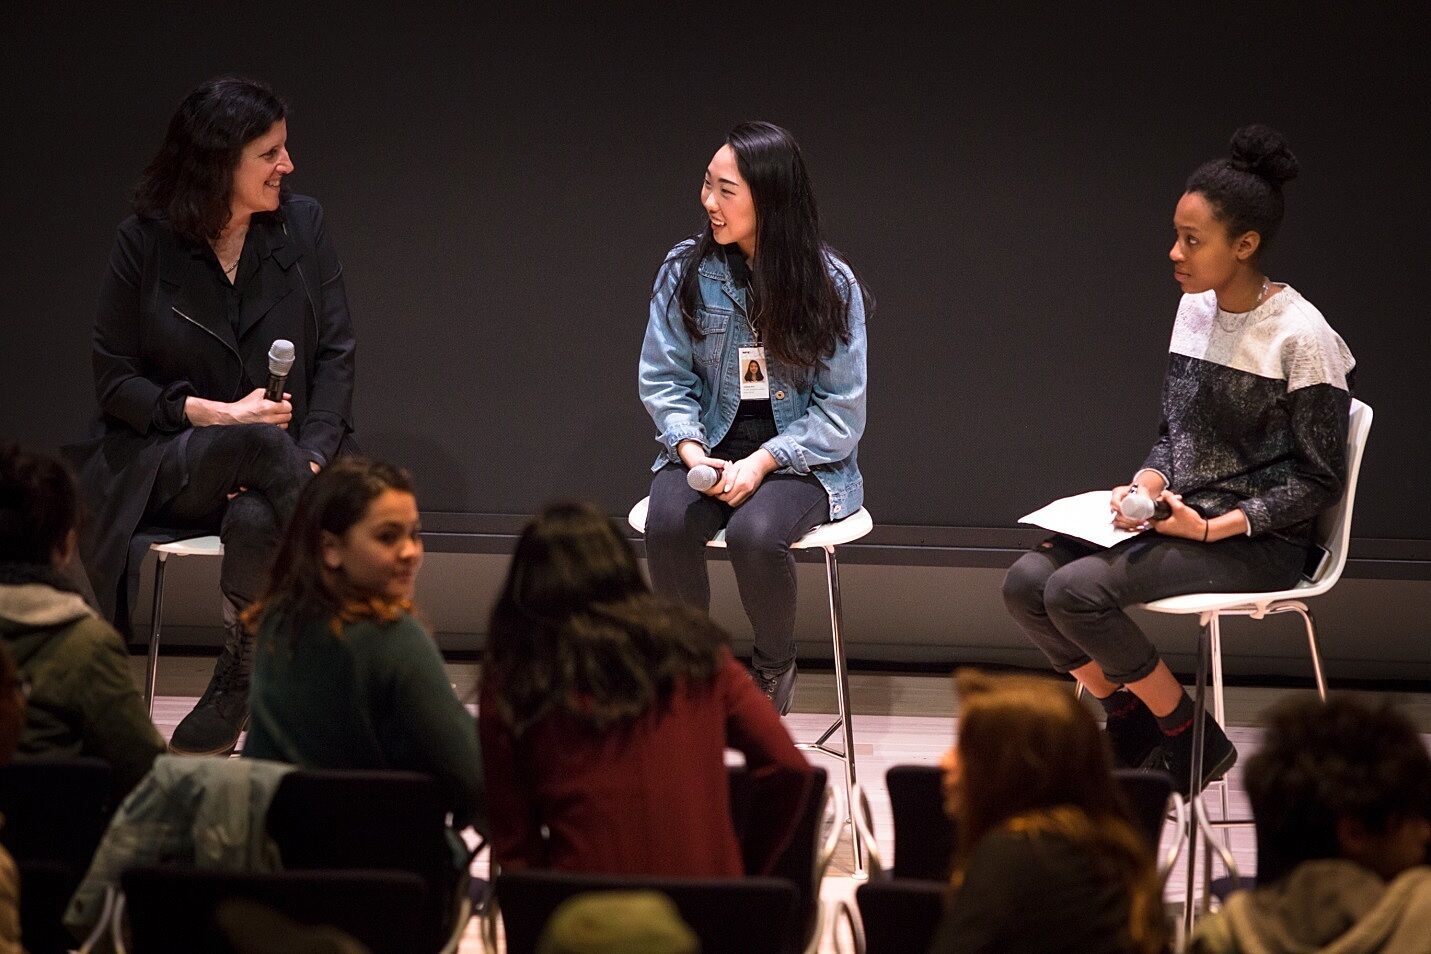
[244,609,485,833]
[0,579,165,796]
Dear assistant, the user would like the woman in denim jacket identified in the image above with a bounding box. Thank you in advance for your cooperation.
[638,121,869,714]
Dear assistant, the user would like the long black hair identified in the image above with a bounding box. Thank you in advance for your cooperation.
[133,76,288,244]
[1185,125,1300,261]
[484,503,728,734]
[672,121,870,375]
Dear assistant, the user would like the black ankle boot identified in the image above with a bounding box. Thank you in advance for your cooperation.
[1145,711,1237,797]
[170,599,254,756]
[752,662,797,716]
[1103,694,1163,770]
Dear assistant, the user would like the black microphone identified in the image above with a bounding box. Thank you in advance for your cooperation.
[264,340,296,402]
[1119,487,1171,522]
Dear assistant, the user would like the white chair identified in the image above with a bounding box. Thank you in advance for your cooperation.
[1139,399,1373,929]
[144,535,224,715]
[628,497,875,876]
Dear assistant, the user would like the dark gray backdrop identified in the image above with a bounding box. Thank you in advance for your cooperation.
[3,3,1427,564]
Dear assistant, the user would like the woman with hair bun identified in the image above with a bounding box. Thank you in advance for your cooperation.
[639,121,870,715]
[1002,126,1356,796]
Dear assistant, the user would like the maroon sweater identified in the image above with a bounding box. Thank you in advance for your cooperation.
[479,652,813,877]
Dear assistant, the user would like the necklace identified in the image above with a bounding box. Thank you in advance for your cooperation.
[1256,277,1269,304]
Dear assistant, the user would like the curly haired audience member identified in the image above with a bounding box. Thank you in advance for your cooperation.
[1189,695,1430,953]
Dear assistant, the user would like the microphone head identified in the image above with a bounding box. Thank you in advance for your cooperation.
[1119,492,1155,522]
[267,339,296,376]
[687,464,720,492]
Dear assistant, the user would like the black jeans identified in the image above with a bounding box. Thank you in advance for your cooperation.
[645,460,828,672]
[1002,532,1306,684]
[145,424,312,609]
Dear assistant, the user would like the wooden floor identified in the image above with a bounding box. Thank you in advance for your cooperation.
[136,656,1431,953]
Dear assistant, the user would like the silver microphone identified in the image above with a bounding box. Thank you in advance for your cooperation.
[1119,488,1170,522]
[687,464,720,492]
[264,339,296,402]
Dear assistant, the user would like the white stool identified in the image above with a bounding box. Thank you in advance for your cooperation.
[1140,399,1373,930]
[145,535,224,715]
[628,497,875,876]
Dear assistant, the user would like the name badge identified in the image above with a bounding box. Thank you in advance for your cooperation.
[739,347,770,400]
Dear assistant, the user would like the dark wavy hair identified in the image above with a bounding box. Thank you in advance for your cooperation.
[1185,124,1300,260]
[246,458,416,641]
[670,121,870,376]
[949,670,1166,954]
[133,76,288,244]
[484,503,728,734]
[1244,694,1431,883]
[0,445,80,565]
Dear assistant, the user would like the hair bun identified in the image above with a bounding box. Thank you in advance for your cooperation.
[1229,125,1300,186]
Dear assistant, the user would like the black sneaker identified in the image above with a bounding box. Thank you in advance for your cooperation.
[1145,712,1238,797]
[1104,699,1164,770]
[753,662,797,716]
[169,643,251,757]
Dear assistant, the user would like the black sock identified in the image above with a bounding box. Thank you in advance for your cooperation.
[1094,688,1142,721]
[1155,694,1196,736]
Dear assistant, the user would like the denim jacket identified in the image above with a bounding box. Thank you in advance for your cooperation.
[639,240,867,520]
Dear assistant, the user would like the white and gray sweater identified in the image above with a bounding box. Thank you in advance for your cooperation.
[1140,286,1355,544]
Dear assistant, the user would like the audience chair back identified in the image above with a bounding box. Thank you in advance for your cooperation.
[853,879,946,954]
[0,757,114,954]
[1113,768,1175,850]
[264,769,461,952]
[119,866,426,954]
[885,765,955,881]
[495,869,800,954]
[750,764,828,948]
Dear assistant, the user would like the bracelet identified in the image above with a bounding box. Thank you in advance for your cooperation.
[1201,518,1210,543]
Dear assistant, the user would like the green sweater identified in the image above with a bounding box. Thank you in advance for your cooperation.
[244,609,485,832]
[0,580,165,796]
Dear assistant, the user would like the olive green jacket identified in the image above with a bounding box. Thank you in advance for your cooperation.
[1,580,165,796]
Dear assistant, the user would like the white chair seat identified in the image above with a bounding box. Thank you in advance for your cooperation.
[1142,580,1327,616]
[151,535,224,557]
[627,497,873,550]
[144,535,225,715]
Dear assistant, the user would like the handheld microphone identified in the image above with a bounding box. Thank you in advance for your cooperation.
[1119,488,1171,522]
[687,464,721,492]
[264,339,296,403]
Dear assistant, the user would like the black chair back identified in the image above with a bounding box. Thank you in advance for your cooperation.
[496,869,799,954]
[264,769,458,951]
[1112,768,1174,850]
[885,764,955,881]
[0,757,114,954]
[758,765,826,946]
[855,879,947,954]
[121,866,426,954]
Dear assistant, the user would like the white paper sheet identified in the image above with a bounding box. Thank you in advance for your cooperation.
[1018,490,1145,549]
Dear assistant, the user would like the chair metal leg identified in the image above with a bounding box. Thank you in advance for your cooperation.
[145,552,169,716]
[1292,606,1328,702]
[808,545,864,879]
[1209,614,1232,857]
[1184,613,1212,934]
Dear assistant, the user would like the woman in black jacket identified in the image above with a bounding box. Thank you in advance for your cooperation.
[69,76,356,756]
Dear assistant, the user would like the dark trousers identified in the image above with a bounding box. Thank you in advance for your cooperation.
[645,463,828,671]
[145,424,312,609]
[1002,532,1306,684]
